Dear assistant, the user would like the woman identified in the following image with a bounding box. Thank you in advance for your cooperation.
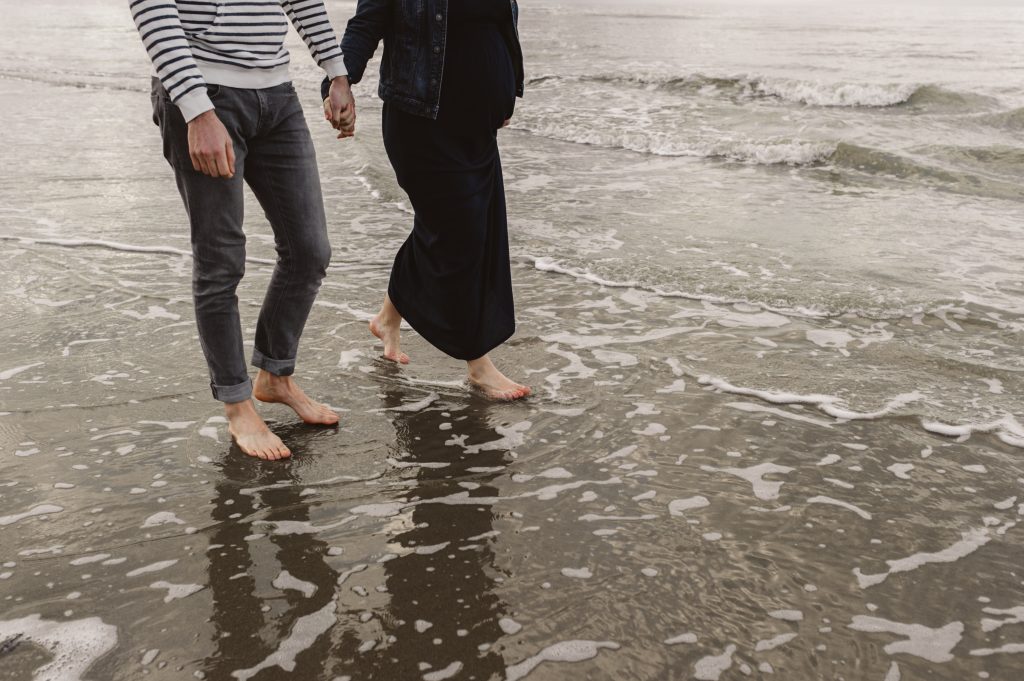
[323,0,530,400]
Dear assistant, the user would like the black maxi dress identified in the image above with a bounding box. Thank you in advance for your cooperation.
[382,0,517,361]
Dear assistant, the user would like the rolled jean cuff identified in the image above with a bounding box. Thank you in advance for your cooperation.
[251,348,295,376]
[212,377,253,404]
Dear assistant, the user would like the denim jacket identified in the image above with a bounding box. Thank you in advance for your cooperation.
[321,0,524,119]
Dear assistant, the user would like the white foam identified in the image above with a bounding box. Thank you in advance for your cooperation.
[754,633,797,651]
[768,610,803,622]
[499,617,523,635]
[669,496,710,516]
[854,527,991,588]
[388,458,449,470]
[594,445,637,463]
[69,554,111,566]
[725,402,834,428]
[139,420,194,430]
[126,560,178,577]
[141,512,184,528]
[969,643,1024,656]
[337,349,365,370]
[887,463,914,479]
[415,542,450,555]
[232,600,337,680]
[505,640,620,681]
[694,644,736,680]
[150,581,204,603]
[700,376,923,422]
[807,495,872,520]
[847,616,963,662]
[664,632,698,645]
[376,393,438,413]
[0,615,117,681]
[351,477,621,518]
[702,463,794,501]
[0,504,63,526]
[561,567,593,579]
[423,662,463,680]
[981,606,1024,633]
[806,329,855,350]
[0,362,44,380]
[463,421,532,454]
[514,123,836,165]
[922,414,1024,448]
[753,78,920,107]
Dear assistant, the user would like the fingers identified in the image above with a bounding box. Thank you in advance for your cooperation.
[213,148,231,178]
[191,149,233,178]
[331,102,348,130]
[323,98,334,122]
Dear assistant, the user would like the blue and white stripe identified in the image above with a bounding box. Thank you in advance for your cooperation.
[131,1,346,121]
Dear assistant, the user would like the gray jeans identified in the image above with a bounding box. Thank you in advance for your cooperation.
[152,78,331,403]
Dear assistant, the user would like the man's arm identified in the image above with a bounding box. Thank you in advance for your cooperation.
[130,1,234,177]
[281,1,355,135]
[280,0,348,81]
[129,0,212,122]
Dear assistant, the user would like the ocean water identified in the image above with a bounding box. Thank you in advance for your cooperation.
[1,1,1023,679]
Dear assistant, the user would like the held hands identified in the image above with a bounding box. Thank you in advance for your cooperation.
[187,110,235,178]
[324,76,356,139]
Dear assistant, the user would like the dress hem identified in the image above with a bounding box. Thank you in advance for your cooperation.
[388,285,516,362]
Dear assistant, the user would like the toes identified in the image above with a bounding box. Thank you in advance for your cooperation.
[399,353,410,364]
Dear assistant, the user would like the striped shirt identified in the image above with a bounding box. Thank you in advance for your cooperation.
[131,1,347,121]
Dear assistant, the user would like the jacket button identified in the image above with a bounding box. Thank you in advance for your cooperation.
[433,45,440,54]
[435,13,442,21]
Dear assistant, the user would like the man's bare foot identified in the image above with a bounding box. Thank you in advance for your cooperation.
[225,400,291,460]
[369,294,410,364]
[253,370,340,426]
[467,355,531,401]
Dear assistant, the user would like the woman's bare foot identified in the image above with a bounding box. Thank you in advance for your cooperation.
[467,355,531,401]
[225,400,291,460]
[253,371,340,426]
[369,294,410,364]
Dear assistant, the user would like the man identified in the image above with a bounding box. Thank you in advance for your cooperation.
[131,0,358,460]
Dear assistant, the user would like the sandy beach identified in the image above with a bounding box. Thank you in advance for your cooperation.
[2,1,1024,679]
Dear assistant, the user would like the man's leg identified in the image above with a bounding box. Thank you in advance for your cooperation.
[243,84,338,426]
[153,82,291,459]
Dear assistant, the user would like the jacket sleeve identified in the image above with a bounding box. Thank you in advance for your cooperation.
[341,0,391,85]
[321,0,390,99]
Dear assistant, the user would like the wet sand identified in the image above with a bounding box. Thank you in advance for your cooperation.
[3,1,1024,679]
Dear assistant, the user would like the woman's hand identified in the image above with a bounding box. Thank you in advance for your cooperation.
[324,76,356,139]
[501,119,511,128]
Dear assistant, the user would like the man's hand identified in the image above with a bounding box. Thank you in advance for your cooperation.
[502,118,511,128]
[187,110,235,178]
[324,76,356,139]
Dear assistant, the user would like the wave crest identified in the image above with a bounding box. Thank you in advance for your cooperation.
[526,73,996,110]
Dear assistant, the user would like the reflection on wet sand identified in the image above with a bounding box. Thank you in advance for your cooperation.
[202,375,511,680]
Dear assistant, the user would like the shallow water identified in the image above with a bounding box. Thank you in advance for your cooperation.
[1,1,1023,679]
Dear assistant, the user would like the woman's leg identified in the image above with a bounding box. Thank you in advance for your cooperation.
[467,355,530,401]
[369,292,410,364]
